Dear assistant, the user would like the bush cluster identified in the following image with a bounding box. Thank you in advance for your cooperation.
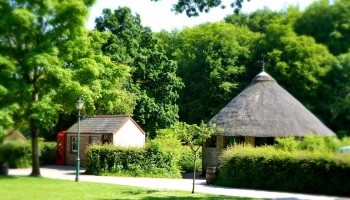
[85,141,181,178]
[0,141,56,168]
[154,128,201,173]
[275,135,350,152]
[217,138,350,196]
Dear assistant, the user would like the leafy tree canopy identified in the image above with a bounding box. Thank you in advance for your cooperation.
[225,9,336,119]
[95,7,183,137]
[158,22,261,124]
[0,0,135,175]
[320,52,350,137]
[294,0,350,55]
[151,0,249,17]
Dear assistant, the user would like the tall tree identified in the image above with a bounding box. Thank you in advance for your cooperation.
[162,22,260,124]
[95,7,183,137]
[321,53,350,136]
[225,9,338,133]
[151,0,249,17]
[294,0,350,55]
[0,0,134,176]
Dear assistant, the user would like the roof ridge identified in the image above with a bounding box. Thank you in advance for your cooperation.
[252,71,275,82]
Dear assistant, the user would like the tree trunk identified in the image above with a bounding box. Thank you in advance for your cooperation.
[30,93,41,176]
[192,152,197,194]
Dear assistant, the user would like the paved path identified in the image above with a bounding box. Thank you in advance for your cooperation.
[8,165,349,200]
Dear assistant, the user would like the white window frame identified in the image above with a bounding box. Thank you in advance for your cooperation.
[71,136,78,152]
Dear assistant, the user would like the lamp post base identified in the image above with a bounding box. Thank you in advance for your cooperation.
[75,177,79,182]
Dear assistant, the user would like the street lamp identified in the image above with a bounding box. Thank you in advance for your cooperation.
[75,97,84,182]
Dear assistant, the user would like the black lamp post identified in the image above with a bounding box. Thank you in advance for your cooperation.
[75,97,84,182]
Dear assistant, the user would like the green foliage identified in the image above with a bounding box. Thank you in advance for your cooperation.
[274,137,299,152]
[275,134,350,153]
[154,128,202,173]
[224,9,341,135]
[39,142,56,165]
[0,0,136,174]
[320,52,350,136]
[0,141,56,168]
[294,0,350,55]
[275,135,349,153]
[95,7,183,137]
[151,0,249,17]
[0,141,31,168]
[85,142,181,178]
[179,147,203,172]
[175,122,217,153]
[217,140,350,196]
[162,23,260,123]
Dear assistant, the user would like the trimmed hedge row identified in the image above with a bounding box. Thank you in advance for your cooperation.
[85,142,181,178]
[0,141,56,168]
[217,145,350,196]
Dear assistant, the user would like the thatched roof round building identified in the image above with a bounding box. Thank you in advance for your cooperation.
[208,71,335,137]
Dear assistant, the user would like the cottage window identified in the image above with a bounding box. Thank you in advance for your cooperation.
[102,135,112,144]
[90,136,98,145]
[71,136,78,152]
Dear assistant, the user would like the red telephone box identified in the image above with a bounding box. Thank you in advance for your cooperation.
[56,130,66,165]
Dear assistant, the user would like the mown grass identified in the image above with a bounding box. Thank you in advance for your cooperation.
[0,176,257,200]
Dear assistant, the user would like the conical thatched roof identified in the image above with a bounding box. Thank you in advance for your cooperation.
[208,71,336,137]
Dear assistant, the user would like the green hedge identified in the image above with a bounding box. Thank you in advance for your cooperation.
[0,141,56,168]
[217,145,350,196]
[40,142,56,165]
[85,141,181,178]
[178,147,202,173]
[153,130,202,173]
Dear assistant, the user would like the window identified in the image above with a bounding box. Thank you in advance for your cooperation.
[90,136,98,145]
[102,135,112,144]
[71,136,78,152]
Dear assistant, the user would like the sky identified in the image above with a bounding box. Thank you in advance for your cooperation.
[87,0,316,32]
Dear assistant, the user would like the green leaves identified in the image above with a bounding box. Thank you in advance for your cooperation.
[173,121,217,153]
[152,0,249,17]
[294,0,350,55]
[95,7,183,136]
[164,22,259,123]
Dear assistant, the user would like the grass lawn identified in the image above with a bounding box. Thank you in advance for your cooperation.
[0,176,258,200]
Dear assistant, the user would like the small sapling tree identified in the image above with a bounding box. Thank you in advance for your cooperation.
[175,121,217,193]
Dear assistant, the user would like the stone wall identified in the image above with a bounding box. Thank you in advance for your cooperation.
[202,146,221,176]
[202,135,229,175]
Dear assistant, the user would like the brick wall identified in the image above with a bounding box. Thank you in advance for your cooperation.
[65,134,102,166]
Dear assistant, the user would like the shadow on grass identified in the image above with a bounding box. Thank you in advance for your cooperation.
[0,175,18,180]
[141,196,247,200]
[102,197,248,200]
[120,189,160,195]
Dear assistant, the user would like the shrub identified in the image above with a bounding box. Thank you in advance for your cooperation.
[154,129,202,173]
[275,135,350,153]
[85,141,181,178]
[217,144,350,196]
[275,137,298,151]
[39,142,56,165]
[0,141,31,168]
[178,147,202,173]
[0,141,57,168]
